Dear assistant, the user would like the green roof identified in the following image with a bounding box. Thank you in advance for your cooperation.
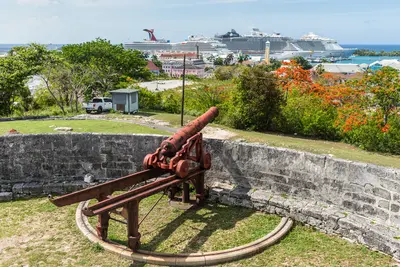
[109,88,139,94]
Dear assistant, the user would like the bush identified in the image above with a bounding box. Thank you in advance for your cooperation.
[33,88,56,109]
[185,81,232,117]
[225,66,283,131]
[138,88,161,110]
[160,90,181,114]
[214,65,246,81]
[344,116,400,154]
[278,90,340,140]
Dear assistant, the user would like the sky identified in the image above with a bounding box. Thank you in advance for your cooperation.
[1,0,400,44]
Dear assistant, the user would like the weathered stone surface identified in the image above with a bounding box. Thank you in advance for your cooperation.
[2,134,400,259]
[391,204,400,213]
[54,127,73,132]
[372,187,391,201]
[0,192,12,202]
[378,200,390,210]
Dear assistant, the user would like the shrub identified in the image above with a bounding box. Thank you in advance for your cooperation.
[138,87,161,110]
[185,81,232,117]
[33,88,56,109]
[225,66,283,131]
[160,89,181,114]
[344,116,400,154]
[278,90,340,140]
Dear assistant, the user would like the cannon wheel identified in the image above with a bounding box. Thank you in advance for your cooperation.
[176,160,190,178]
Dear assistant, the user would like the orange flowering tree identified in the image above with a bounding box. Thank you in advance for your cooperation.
[275,60,314,94]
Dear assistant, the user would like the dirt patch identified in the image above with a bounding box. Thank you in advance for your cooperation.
[202,126,237,140]
[70,114,237,140]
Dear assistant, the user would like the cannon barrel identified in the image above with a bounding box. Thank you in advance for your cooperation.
[161,107,219,156]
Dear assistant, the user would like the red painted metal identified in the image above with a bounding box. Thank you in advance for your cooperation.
[160,106,218,156]
[143,29,158,41]
[51,107,219,251]
[50,168,166,207]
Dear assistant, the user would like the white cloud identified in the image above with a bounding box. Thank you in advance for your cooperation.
[16,0,59,5]
[71,0,141,7]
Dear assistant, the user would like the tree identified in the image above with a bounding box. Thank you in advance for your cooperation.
[37,52,70,114]
[275,60,314,95]
[61,38,151,96]
[264,58,282,72]
[360,67,400,125]
[0,57,31,116]
[224,53,234,66]
[227,66,283,130]
[214,57,224,66]
[237,54,250,64]
[292,56,312,70]
[0,43,50,116]
[151,55,163,71]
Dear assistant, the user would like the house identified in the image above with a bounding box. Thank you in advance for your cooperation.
[109,89,139,114]
[146,61,160,75]
[162,60,205,78]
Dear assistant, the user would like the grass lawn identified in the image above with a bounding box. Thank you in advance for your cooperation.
[0,196,395,267]
[0,120,170,136]
[131,111,400,169]
[2,112,400,168]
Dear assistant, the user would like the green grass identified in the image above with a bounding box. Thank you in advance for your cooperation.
[3,110,400,168]
[229,128,400,169]
[0,197,395,267]
[136,111,400,169]
[0,120,170,136]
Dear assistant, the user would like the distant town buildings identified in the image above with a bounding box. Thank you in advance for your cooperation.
[159,52,198,61]
[146,61,160,75]
[160,57,207,78]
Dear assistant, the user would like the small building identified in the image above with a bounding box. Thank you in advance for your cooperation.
[109,89,139,114]
[369,59,400,71]
[312,63,363,74]
[146,61,160,75]
[162,60,205,78]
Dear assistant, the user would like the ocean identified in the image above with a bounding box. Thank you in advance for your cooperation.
[341,44,400,52]
[0,44,64,55]
[2,43,400,65]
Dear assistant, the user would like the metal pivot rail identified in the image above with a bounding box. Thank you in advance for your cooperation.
[50,107,219,251]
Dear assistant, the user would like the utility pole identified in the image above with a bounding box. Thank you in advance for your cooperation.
[181,55,186,126]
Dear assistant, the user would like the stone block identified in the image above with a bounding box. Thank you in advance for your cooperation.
[344,192,376,205]
[271,182,291,194]
[0,192,12,202]
[391,204,400,213]
[250,190,272,203]
[229,187,251,199]
[12,183,24,194]
[378,200,390,210]
[287,178,316,190]
[43,183,65,195]
[372,187,391,200]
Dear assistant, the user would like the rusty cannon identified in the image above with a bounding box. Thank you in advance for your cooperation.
[50,107,219,251]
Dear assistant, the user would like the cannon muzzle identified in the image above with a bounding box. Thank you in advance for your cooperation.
[160,107,219,156]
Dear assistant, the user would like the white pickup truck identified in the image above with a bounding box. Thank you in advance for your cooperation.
[85,97,113,114]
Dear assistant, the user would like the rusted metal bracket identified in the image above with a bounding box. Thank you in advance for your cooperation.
[50,107,219,251]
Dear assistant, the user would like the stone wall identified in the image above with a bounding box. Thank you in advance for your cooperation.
[1,134,399,258]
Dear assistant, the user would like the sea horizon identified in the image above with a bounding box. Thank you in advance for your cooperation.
[2,43,400,53]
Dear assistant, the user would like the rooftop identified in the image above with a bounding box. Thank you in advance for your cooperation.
[146,61,160,71]
[110,88,139,94]
[312,63,363,74]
